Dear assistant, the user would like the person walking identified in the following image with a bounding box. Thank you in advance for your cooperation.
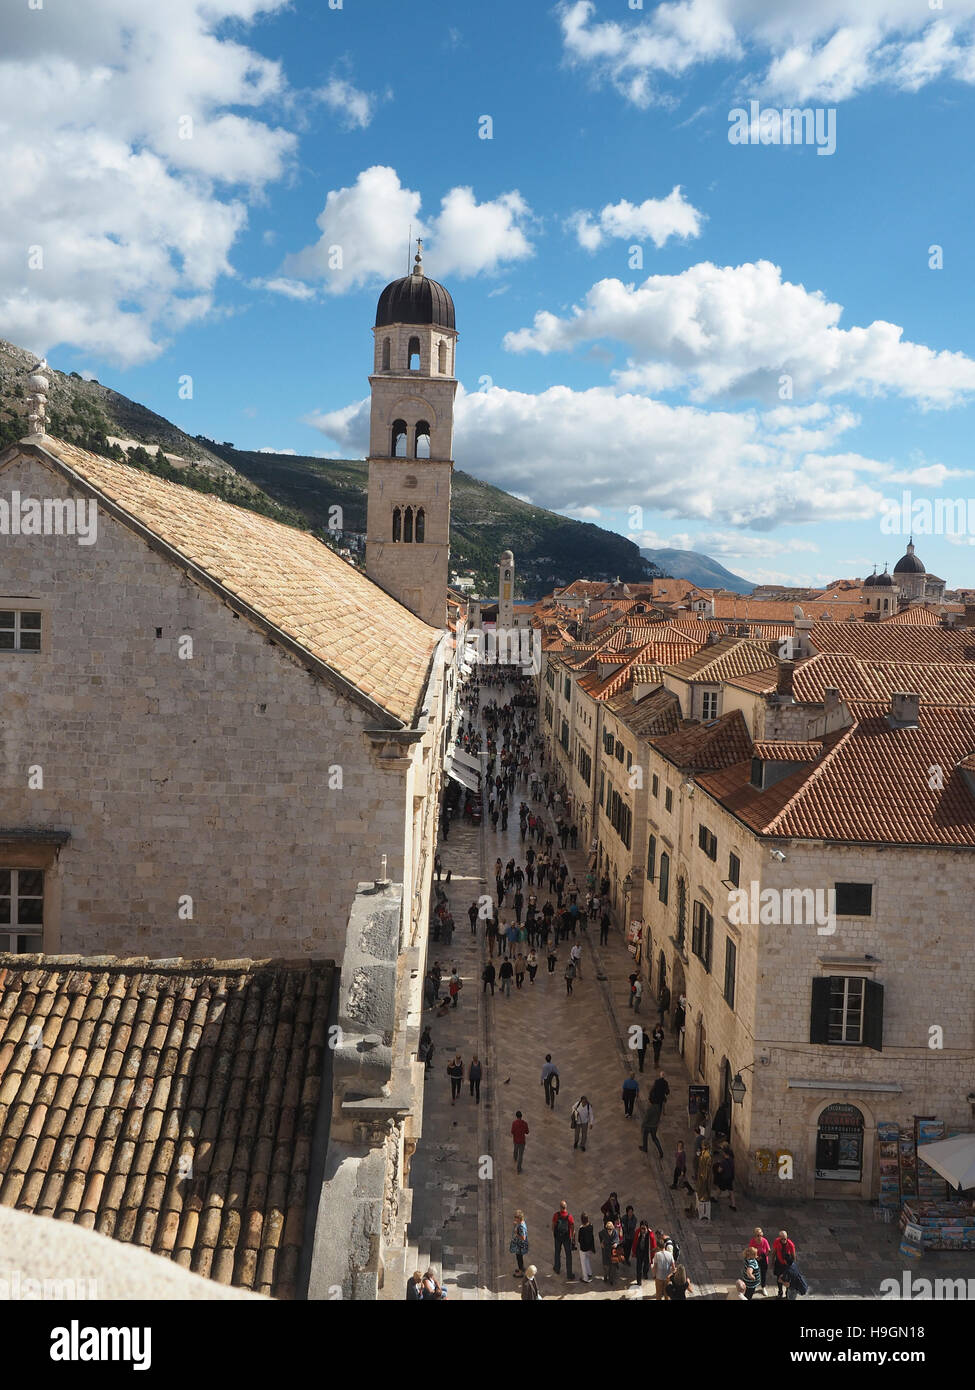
[599,910,610,946]
[520,1264,541,1301]
[749,1227,771,1295]
[671,1139,688,1191]
[509,1210,529,1277]
[620,1205,638,1269]
[622,1074,639,1118]
[651,1022,664,1066]
[569,941,582,979]
[713,1143,737,1211]
[447,1054,463,1105]
[511,1111,529,1172]
[468,901,479,935]
[498,957,514,996]
[652,1238,675,1301]
[781,1260,809,1300]
[667,1264,692,1301]
[468,1055,483,1103]
[657,982,671,1023]
[481,960,496,995]
[598,1220,620,1285]
[564,959,576,995]
[513,952,527,989]
[649,1070,670,1108]
[540,1055,559,1109]
[448,969,462,1008]
[640,1100,664,1158]
[526,947,538,984]
[571,1096,594,1151]
[772,1231,797,1297]
[632,1221,655,1287]
[696,1142,713,1220]
[577,1213,596,1283]
[741,1246,760,1300]
[635,1026,648,1073]
[546,943,558,974]
[630,976,643,1012]
[552,1201,576,1280]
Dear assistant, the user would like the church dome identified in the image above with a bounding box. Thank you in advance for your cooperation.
[874,569,894,587]
[376,242,455,330]
[864,571,878,588]
[894,541,925,575]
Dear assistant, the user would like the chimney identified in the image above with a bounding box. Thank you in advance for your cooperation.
[964,603,975,629]
[776,660,796,700]
[888,691,920,729]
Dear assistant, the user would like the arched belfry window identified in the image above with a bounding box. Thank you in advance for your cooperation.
[381,337,391,370]
[408,336,421,371]
[438,340,447,373]
[391,419,408,457]
[392,506,402,542]
[415,507,425,543]
[403,506,414,543]
[415,420,431,459]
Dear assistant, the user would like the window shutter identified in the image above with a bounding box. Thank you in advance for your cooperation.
[863,979,884,1051]
[810,977,831,1043]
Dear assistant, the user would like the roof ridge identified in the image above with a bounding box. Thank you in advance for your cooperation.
[761,721,859,836]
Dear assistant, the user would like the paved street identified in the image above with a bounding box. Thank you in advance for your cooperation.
[407,676,974,1302]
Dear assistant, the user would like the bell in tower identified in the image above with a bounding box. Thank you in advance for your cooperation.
[365,240,458,628]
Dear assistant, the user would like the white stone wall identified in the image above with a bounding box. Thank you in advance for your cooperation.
[0,452,437,961]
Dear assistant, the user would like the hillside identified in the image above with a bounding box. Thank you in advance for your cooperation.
[640,546,754,595]
[0,338,662,594]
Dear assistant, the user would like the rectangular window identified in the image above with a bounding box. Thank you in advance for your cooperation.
[625,750,632,771]
[723,938,737,1009]
[692,901,713,972]
[563,676,571,702]
[701,690,718,720]
[598,770,605,809]
[728,852,741,888]
[560,718,569,752]
[0,868,44,951]
[614,739,624,762]
[697,825,718,860]
[651,773,659,798]
[664,787,673,813]
[658,852,670,906]
[544,697,553,726]
[0,610,42,652]
[647,834,656,881]
[546,666,555,690]
[835,882,873,916]
[811,976,884,1050]
[577,747,592,786]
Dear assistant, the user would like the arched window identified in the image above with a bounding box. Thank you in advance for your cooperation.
[414,420,431,458]
[392,506,401,543]
[403,506,414,543]
[381,337,391,370]
[438,340,447,373]
[391,419,408,457]
[415,507,425,543]
[408,336,421,371]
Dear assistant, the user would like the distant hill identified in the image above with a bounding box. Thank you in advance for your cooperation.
[0,338,664,595]
[640,546,754,594]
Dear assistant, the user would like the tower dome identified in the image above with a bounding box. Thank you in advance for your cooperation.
[874,569,894,587]
[375,239,455,330]
[894,540,925,575]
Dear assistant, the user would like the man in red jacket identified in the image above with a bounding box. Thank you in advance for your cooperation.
[511,1112,529,1173]
[772,1230,797,1298]
[552,1200,576,1280]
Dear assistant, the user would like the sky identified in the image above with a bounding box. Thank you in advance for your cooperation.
[4,0,975,587]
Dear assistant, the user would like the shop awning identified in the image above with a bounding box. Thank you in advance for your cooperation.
[917,1134,975,1191]
[444,746,482,793]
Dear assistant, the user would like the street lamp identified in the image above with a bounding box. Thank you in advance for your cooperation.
[730,1072,747,1105]
[622,871,633,895]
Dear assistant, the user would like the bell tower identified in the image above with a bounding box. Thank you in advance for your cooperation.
[365,240,457,628]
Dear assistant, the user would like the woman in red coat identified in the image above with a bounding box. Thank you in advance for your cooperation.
[772,1230,797,1298]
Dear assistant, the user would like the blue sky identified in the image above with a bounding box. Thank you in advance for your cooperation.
[6,0,975,587]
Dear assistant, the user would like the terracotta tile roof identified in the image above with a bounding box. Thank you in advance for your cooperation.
[16,439,440,727]
[725,651,975,709]
[752,740,823,761]
[0,955,334,1300]
[605,687,681,738]
[712,596,868,622]
[650,709,753,772]
[810,621,975,664]
[698,708,975,847]
[630,662,665,687]
[662,636,777,683]
[879,606,943,627]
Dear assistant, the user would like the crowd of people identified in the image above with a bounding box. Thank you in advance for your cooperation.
[410,664,809,1302]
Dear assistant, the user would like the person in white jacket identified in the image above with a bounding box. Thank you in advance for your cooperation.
[572,1096,594,1151]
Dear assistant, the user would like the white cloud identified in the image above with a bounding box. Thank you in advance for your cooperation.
[317,77,378,130]
[503,260,975,407]
[570,186,704,251]
[282,166,534,292]
[306,383,896,531]
[0,0,295,365]
[251,276,318,301]
[557,0,975,106]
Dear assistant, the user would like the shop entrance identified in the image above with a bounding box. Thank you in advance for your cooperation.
[815,1103,865,1182]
